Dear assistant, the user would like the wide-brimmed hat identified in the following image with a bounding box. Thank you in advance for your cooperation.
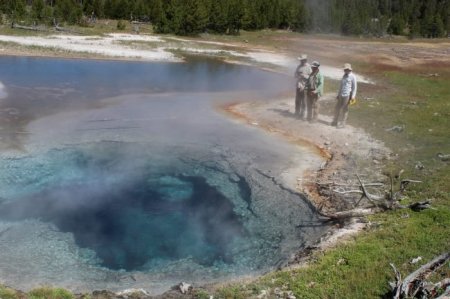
[311,61,320,68]
[297,54,308,61]
[344,63,352,70]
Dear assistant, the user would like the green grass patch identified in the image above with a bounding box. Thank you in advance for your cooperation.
[0,285,18,299]
[216,54,450,299]
[28,287,74,299]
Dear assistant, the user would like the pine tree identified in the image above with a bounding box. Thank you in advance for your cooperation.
[387,13,406,35]
[4,0,27,21]
[227,0,243,34]
[430,15,445,37]
[54,0,82,24]
[209,0,228,33]
[31,0,46,21]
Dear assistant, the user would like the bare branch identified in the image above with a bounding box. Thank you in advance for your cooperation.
[389,263,402,299]
[400,252,450,297]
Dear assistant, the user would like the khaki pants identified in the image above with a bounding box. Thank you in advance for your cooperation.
[295,88,307,118]
[332,95,350,126]
[307,92,319,122]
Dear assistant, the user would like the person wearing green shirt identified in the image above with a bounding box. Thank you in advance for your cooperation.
[306,61,324,123]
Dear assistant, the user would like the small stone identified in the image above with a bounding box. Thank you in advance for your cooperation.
[257,289,268,299]
[337,258,348,265]
[307,281,316,288]
[178,282,192,294]
[437,153,450,161]
[117,288,149,297]
[286,291,296,299]
[273,287,282,296]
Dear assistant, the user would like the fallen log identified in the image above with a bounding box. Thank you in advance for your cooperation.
[318,208,376,220]
[400,252,450,297]
[12,23,39,31]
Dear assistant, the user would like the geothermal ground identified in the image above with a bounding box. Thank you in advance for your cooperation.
[0,27,449,298]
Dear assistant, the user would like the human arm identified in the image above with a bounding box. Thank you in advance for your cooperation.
[350,74,357,99]
[316,72,324,96]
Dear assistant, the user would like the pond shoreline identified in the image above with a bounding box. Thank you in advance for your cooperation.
[0,33,392,297]
[221,96,391,268]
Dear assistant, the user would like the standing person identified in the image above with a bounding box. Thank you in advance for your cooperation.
[294,54,311,119]
[332,63,358,128]
[305,61,324,123]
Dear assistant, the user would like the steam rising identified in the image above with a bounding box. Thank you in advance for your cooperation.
[0,81,7,99]
[0,57,327,293]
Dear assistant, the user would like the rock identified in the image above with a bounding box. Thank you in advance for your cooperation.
[307,281,316,288]
[116,289,149,298]
[437,153,450,161]
[410,256,422,264]
[177,282,192,294]
[257,289,268,299]
[415,161,424,170]
[337,258,348,265]
[92,290,118,299]
[385,125,404,132]
[286,291,296,299]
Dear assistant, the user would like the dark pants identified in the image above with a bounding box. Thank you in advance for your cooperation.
[332,95,350,126]
[307,92,319,122]
[295,88,307,118]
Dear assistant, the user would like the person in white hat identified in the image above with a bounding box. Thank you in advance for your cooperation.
[332,63,357,128]
[294,54,311,119]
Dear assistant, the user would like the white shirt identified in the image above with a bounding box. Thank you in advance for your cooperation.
[338,72,357,98]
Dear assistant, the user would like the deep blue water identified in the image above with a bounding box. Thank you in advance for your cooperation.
[0,56,324,291]
[0,152,246,270]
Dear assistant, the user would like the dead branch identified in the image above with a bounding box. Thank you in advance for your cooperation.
[12,23,40,31]
[332,189,363,195]
[390,263,402,299]
[399,179,422,193]
[322,173,426,221]
[400,252,450,298]
[407,201,433,212]
[317,208,376,221]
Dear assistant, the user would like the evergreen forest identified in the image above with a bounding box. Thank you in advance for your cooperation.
[1,0,449,38]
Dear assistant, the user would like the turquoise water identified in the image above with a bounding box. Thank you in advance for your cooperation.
[0,56,326,292]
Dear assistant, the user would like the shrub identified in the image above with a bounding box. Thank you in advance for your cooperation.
[116,19,126,30]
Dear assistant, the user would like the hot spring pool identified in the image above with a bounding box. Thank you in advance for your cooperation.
[0,56,327,293]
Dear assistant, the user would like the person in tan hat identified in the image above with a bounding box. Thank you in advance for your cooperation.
[305,61,324,122]
[332,63,357,128]
[294,54,312,119]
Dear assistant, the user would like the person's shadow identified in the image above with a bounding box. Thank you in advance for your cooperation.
[269,108,298,119]
[269,108,331,126]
